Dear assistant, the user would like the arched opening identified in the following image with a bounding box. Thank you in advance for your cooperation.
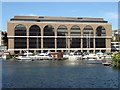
[43,25,55,48]
[83,26,93,48]
[15,24,26,36]
[96,26,106,48]
[29,25,41,36]
[57,25,68,36]
[70,25,81,48]
[96,26,106,36]
[57,25,68,48]
[29,25,41,48]
[44,25,54,36]
[14,24,27,49]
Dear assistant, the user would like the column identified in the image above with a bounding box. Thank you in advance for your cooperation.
[68,27,70,53]
[55,38,57,52]
[27,38,29,50]
[41,28,43,52]
[55,28,57,52]
[93,38,95,53]
[27,26,29,50]
[68,38,70,52]
[81,38,83,52]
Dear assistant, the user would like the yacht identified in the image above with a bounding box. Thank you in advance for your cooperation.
[31,52,53,60]
[82,53,100,60]
[15,51,33,61]
[16,51,53,61]
[63,51,82,60]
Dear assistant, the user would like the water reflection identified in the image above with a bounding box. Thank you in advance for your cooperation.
[2,59,119,88]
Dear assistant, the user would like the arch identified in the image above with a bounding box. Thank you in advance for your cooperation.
[70,25,81,36]
[14,24,26,36]
[83,25,93,36]
[57,25,68,36]
[70,25,81,48]
[96,26,106,36]
[29,25,41,36]
[43,25,54,36]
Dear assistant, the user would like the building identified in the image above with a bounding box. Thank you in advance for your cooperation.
[111,29,120,52]
[111,42,120,52]
[0,31,8,46]
[7,16,112,54]
[112,29,120,41]
[0,31,1,46]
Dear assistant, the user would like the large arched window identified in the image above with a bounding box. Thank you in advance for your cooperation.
[70,25,81,48]
[96,26,106,36]
[14,24,26,36]
[43,25,55,48]
[57,25,68,36]
[29,25,41,48]
[83,26,93,48]
[57,25,68,48]
[43,25,54,36]
[29,25,41,36]
[70,25,81,36]
[83,25,93,36]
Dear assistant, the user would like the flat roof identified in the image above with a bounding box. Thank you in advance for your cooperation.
[10,16,108,23]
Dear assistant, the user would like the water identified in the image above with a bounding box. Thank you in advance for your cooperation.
[2,59,120,88]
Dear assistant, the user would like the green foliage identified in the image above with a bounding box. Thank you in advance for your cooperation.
[112,53,120,67]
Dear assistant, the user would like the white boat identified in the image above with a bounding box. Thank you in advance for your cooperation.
[16,51,53,60]
[30,52,53,60]
[1,52,11,59]
[82,54,100,60]
[96,52,104,58]
[15,51,33,61]
[63,51,82,60]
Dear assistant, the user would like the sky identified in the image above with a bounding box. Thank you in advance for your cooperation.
[1,2,118,31]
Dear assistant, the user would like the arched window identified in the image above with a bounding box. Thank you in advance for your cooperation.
[83,26,93,48]
[96,26,106,36]
[14,24,26,36]
[29,25,40,36]
[44,25,54,36]
[70,25,81,48]
[29,25,41,48]
[70,25,81,36]
[83,26,93,36]
[57,25,68,36]
[43,25,55,48]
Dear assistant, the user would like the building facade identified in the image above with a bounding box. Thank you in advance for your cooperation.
[111,29,120,52]
[111,42,120,52]
[7,16,112,54]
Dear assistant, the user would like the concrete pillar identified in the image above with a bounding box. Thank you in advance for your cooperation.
[9,50,14,54]
[34,50,36,53]
[81,38,83,52]
[41,28,43,52]
[26,25,29,50]
[55,38,57,52]
[8,39,14,51]
[55,27,57,52]
[93,38,96,53]
[20,50,22,54]
[27,38,29,50]
[106,38,111,53]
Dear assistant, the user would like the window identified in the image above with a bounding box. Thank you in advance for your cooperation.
[15,24,26,36]
[96,26,106,36]
[29,25,41,36]
[83,26,93,36]
[44,25,54,36]
[70,25,81,36]
[57,25,68,36]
